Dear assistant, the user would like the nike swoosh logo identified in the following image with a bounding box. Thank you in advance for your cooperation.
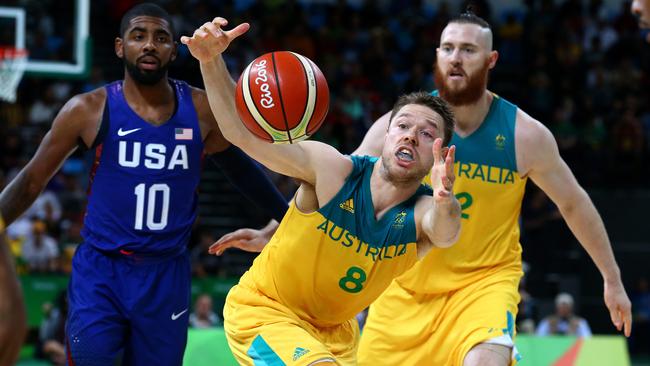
[171,308,188,320]
[117,127,142,136]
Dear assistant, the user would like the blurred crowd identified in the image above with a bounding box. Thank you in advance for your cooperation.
[1,0,650,352]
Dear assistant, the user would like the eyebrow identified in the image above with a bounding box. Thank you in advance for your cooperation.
[440,41,478,48]
[424,119,440,129]
[129,27,171,37]
[397,112,439,128]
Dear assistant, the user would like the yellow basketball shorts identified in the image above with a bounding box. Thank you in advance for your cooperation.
[224,283,359,366]
[358,270,522,366]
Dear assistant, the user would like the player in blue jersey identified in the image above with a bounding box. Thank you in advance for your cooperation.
[0,3,287,365]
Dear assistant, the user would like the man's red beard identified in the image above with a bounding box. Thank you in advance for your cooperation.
[434,60,490,106]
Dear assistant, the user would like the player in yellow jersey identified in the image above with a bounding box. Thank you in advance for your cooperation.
[353,12,632,366]
[182,18,461,365]
[212,11,633,366]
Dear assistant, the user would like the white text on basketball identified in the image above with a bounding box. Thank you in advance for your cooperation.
[253,60,275,109]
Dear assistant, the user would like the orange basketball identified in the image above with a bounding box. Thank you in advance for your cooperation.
[235,51,329,144]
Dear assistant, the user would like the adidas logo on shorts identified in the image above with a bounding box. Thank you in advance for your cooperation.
[293,347,310,361]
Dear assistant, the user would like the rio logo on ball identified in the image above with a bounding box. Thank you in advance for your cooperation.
[253,59,275,109]
[236,51,329,144]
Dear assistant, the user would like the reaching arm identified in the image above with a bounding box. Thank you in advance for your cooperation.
[518,110,632,337]
[193,86,288,231]
[207,103,390,255]
[353,111,390,156]
[208,181,318,255]
[416,139,461,257]
[209,219,278,255]
[208,145,288,222]
[182,18,317,183]
[0,92,99,226]
[182,18,351,206]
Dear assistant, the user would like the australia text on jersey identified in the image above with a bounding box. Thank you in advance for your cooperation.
[456,162,517,184]
[316,219,409,262]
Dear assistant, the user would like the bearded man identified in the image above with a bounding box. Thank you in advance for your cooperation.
[210,11,633,366]
[355,11,631,366]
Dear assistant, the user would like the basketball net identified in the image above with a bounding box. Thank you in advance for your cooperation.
[0,47,28,103]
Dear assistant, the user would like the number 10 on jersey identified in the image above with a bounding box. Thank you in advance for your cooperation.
[134,183,170,230]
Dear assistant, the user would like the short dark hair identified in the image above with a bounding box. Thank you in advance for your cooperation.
[449,8,491,30]
[389,92,455,147]
[119,3,175,38]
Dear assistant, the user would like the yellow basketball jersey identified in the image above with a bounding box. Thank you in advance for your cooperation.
[238,156,430,327]
[398,93,526,293]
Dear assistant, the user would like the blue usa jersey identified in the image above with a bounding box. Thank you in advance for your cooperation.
[81,80,204,255]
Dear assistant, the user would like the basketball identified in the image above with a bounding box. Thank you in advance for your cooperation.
[235,51,329,144]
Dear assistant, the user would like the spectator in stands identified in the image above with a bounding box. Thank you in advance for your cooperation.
[6,184,63,243]
[517,262,537,334]
[521,184,565,281]
[536,293,592,337]
[28,85,61,126]
[36,289,67,365]
[81,66,107,93]
[189,294,221,328]
[190,230,222,277]
[58,221,83,274]
[21,218,59,273]
[0,130,25,173]
[612,108,645,186]
[26,185,63,236]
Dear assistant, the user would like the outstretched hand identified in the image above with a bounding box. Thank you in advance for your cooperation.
[208,222,277,256]
[180,17,250,63]
[604,280,633,337]
[429,138,456,203]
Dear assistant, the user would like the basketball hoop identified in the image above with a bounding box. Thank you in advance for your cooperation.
[0,47,28,103]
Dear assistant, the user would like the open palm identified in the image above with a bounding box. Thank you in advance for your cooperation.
[429,138,456,203]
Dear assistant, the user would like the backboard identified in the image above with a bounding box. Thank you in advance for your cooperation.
[0,0,89,78]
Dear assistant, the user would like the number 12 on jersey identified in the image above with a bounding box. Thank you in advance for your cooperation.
[134,183,170,230]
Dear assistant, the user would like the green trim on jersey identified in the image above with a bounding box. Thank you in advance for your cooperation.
[431,90,518,171]
[317,155,431,248]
